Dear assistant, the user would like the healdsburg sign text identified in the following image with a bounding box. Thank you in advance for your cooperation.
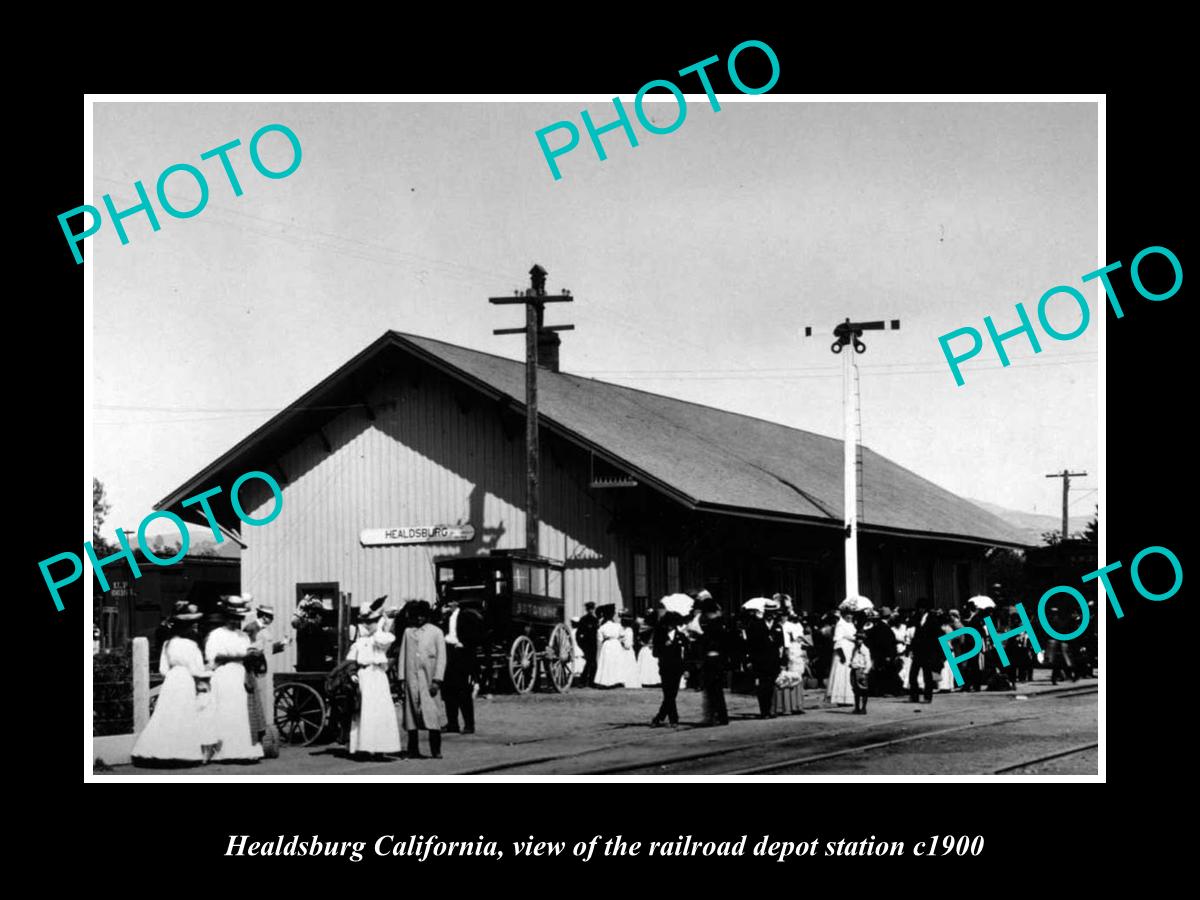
[359,524,476,546]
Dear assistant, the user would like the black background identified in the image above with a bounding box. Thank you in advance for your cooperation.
[16,25,1187,882]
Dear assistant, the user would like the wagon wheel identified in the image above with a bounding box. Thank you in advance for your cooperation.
[506,635,537,694]
[274,682,326,746]
[545,623,575,693]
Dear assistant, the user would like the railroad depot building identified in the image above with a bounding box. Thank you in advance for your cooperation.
[156,330,1025,675]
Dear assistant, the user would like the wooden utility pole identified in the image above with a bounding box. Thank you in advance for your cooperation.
[489,265,574,556]
[1045,469,1087,541]
[805,318,900,598]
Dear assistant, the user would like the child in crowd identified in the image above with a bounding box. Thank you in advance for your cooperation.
[849,631,873,715]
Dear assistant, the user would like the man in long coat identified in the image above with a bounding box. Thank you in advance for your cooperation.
[397,600,448,759]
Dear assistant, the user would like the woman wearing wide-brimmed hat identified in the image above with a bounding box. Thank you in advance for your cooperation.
[593,604,625,688]
[243,600,289,755]
[132,604,211,767]
[204,596,263,762]
[346,600,402,758]
[825,599,859,707]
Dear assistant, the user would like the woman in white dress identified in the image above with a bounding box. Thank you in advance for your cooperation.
[782,613,807,677]
[347,602,402,758]
[781,612,808,712]
[637,621,661,688]
[620,614,641,689]
[894,613,915,688]
[204,597,263,763]
[826,606,857,706]
[938,610,961,691]
[593,605,625,688]
[132,607,210,766]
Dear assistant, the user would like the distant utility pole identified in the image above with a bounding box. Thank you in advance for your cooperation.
[805,318,900,599]
[489,265,574,557]
[1045,469,1087,541]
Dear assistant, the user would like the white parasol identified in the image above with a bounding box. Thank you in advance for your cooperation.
[967,595,996,610]
[660,593,694,616]
[840,595,874,612]
[742,597,778,613]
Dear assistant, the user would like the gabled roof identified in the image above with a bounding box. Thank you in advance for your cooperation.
[157,330,1027,548]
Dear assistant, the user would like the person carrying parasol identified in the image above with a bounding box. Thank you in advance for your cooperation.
[650,594,693,727]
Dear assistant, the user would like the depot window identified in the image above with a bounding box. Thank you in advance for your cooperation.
[633,552,649,605]
[513,564,530,594]
[666,555,680,594]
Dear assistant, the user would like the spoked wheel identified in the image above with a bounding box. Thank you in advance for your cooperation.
[507,635,537,694]
[274,682,326,746]
[545,623,575,693]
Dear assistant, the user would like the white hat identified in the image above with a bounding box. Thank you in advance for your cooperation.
[358,601,382,622]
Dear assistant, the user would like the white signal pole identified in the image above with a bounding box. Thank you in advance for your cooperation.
[806,318,901,599]
[842,343,860,598]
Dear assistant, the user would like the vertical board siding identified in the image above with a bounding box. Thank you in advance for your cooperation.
[240,367,625,673]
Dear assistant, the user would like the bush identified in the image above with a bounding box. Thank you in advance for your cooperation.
[94,649,133,737]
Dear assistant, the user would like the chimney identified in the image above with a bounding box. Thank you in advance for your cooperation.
[537,328,561,372]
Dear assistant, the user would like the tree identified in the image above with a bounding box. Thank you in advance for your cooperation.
[92,478,114,555]
[983,547,1033,605]
[1083,508,1098,544]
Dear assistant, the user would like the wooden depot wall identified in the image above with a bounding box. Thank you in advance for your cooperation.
[231,360,629,673]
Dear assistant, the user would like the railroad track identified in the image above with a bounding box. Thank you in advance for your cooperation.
[990,742,1098,774]
[460,685,1097,775]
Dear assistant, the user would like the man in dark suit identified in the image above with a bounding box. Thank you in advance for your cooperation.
[650,612,688,726]
[575,601,599,687]
[909,609,944,703]
[744,607,782,718]
[441,598,484,734]
[962,605,991,692]
[864,610,899,696]
[697,593,731,726]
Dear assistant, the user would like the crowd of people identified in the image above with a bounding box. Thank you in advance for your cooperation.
[129,583,1097,767]
[567,588,1099,727]
[569,591,810,727]
[132,593,484,767]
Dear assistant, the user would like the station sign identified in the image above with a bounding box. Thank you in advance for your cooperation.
[360,524,475,546]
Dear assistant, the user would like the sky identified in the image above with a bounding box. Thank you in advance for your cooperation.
[92,100,1098,538]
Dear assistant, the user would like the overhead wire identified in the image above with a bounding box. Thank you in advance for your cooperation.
[1068,488,1098,508]
[94,175,509,286]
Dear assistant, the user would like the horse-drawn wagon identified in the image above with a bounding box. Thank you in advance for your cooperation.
[433,550,574,694]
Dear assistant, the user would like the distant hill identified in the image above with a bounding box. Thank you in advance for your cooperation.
[142,529,240,560]
[967,498,1093,547]
[191,537,241,559]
